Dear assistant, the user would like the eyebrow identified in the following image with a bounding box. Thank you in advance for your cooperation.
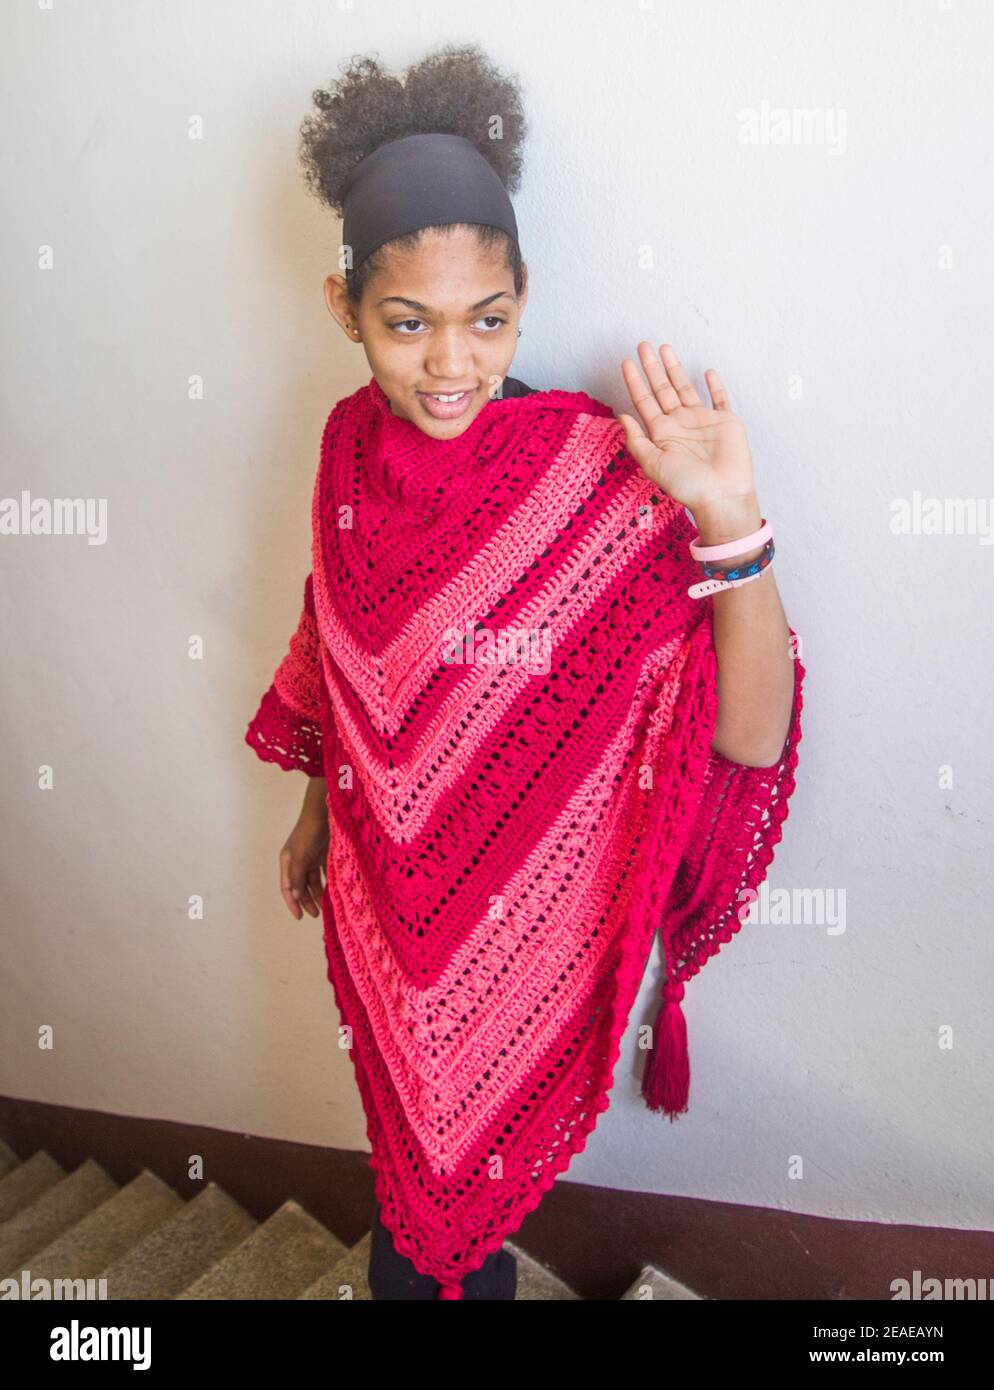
[375,291,513,313]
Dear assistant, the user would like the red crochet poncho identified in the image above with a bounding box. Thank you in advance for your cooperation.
[246,376,806,1297]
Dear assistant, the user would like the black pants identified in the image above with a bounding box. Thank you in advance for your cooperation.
[367,1202,517,1300]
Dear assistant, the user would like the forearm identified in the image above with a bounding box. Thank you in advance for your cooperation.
[690,492,796,767]
[301,773,329,821]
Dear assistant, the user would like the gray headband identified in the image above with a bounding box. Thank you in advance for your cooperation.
[340,132,519,273]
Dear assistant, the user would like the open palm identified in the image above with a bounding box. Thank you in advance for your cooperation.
[616,342,756,514]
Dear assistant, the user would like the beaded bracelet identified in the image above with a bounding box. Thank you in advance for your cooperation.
[687,562,774,599]
[685,515,777,598]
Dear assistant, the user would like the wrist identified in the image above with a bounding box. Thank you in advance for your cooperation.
[689,494,765,563]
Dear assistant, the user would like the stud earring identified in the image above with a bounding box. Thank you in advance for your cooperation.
[517,329,522,337]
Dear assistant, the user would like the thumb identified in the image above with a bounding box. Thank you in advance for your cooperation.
[615,412,649,459]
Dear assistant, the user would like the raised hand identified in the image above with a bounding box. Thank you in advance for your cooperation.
[616,342,757,514]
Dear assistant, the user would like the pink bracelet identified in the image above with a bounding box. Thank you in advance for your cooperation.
[688,516,773,561]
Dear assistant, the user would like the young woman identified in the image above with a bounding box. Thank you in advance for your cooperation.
[246,43,805,1301]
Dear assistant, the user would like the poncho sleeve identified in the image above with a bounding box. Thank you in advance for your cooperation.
[643,602,807,1119]
[244,572,326,777]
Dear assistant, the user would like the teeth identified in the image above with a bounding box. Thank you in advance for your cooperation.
[428,392,466,402]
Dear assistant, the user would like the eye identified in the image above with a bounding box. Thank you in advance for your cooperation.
[387,315,508,335]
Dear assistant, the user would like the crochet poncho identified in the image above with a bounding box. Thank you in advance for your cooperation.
[245,375,806,1298]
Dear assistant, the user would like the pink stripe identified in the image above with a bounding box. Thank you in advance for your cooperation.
[324,633,691,1171]
[311,413,668,732]
[315,462,680,839]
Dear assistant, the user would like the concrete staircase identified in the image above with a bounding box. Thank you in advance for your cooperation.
[0,1139,702,1301]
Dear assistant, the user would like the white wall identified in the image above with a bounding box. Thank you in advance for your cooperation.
[2,0,992,1230]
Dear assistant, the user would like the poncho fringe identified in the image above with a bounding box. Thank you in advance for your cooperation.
[245,377,806,1297]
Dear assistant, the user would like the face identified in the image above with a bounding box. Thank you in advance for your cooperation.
[324,226,528,440]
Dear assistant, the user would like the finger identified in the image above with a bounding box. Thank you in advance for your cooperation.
[615,411,655,470]
[658,344,703,407]
[280,884,303,919]
[615,410,646,444]
[287,862,315,917]
[636,342,683,415]
[705,367,730,411]
[303,864,324,918]
[615,411,670,484]
[279,848,303,921]
[621,357,670,438]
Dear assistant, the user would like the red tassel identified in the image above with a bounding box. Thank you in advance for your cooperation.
[641,980,690,1120]
[437,1280,464,1299]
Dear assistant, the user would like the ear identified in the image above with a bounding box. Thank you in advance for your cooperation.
[516,262,529,318]
[323,275,357,337]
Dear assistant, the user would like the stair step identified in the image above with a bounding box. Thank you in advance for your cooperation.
[0,1159,117,1278]
[176,1200,348,1300]
[503,1241,582,1300]
[296,1231,579,1301]
[100,1183,258,1300]
[297,1232,372,1300]
[0,1138,23,1180]
[0,1136,689,1299]
[0,1149,67,1226]
[620,1264,704,1300]
[5,1169,182,1286]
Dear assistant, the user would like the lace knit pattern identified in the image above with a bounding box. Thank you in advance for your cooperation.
[245,377,806,1297]
[245,574,326,774]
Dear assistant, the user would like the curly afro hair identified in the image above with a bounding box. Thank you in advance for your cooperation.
[298,42,528,307]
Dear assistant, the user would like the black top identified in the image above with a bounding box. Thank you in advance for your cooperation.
[498,375,536,398]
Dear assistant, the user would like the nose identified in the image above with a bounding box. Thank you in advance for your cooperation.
[423,325,474,381]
